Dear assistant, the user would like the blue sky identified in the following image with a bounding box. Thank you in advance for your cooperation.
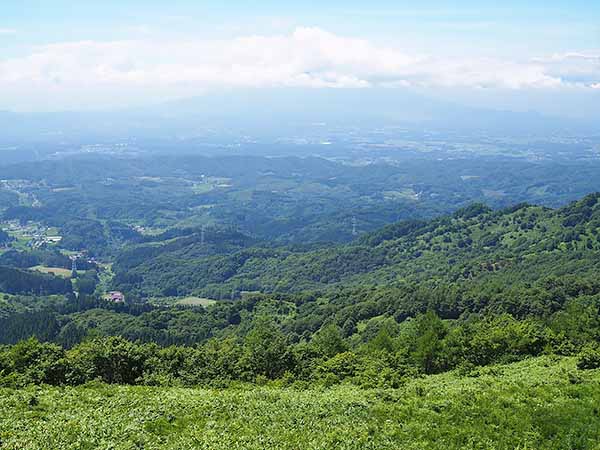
[1,1,599,113]
[3,1,599,52]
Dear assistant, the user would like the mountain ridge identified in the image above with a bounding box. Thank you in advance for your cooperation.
[112,193,600,298]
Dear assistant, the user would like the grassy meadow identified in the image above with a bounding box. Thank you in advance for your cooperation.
[175,296,217,307]
[1,356,599,450]
[30,265,74,278]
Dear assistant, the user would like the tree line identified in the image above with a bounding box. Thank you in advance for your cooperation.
[2,305,600,389]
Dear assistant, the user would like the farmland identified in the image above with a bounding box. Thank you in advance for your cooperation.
[147,296,218,307]
[175,296,217,307]
[30,265,73,278]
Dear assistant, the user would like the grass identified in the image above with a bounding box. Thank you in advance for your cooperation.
[96,263,115,294]
[175,296,217,307]
[0,357,599,449]
[148,296,218,307]
[382,188,419,201]
[30,266,73,278]
[191,183,214,194]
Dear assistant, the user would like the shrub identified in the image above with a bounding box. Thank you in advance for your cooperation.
[577,345,600,370]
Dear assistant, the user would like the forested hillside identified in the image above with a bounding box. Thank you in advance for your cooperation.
[3,154,600,253]
[0,266,72,296]
[2,194,600,386]
[113,193,600,298]
[1,144,600,450]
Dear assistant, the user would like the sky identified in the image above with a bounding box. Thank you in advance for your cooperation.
[1,0,599,116]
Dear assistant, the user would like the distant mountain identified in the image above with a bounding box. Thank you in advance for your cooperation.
[0,89,597,145]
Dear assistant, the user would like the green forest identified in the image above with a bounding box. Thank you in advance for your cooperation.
[2,155,600,448]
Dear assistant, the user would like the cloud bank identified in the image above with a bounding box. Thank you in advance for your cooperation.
[0,27,598,109]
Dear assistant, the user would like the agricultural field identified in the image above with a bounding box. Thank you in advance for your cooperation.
[0,357,599,450]
[175,296,217,307]
[30,265,73,278]
[0,221,62,250]
[148,296,218,307]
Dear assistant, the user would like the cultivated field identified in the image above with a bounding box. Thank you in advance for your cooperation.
[175,296,217,307]
[31,266,73,278]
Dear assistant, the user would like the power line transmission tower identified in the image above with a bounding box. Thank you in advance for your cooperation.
[352,216,358,236]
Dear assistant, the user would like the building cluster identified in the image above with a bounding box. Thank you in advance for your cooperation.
[107,291,125,303]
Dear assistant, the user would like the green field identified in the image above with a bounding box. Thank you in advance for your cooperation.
[191,182,214,194]
[30,266,73,278]
[175,296,217,307]
[148,296,218,307]
[1,357,599,450]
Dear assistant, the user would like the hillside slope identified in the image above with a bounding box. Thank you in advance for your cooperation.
[1,356,598,450]
[113,193,600,298]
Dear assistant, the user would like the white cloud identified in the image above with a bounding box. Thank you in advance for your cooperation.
[0,27,598,109]
[0,28,16,34]
[533,52,600,84]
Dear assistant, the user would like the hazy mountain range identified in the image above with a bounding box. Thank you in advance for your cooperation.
[1,88,598,144]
